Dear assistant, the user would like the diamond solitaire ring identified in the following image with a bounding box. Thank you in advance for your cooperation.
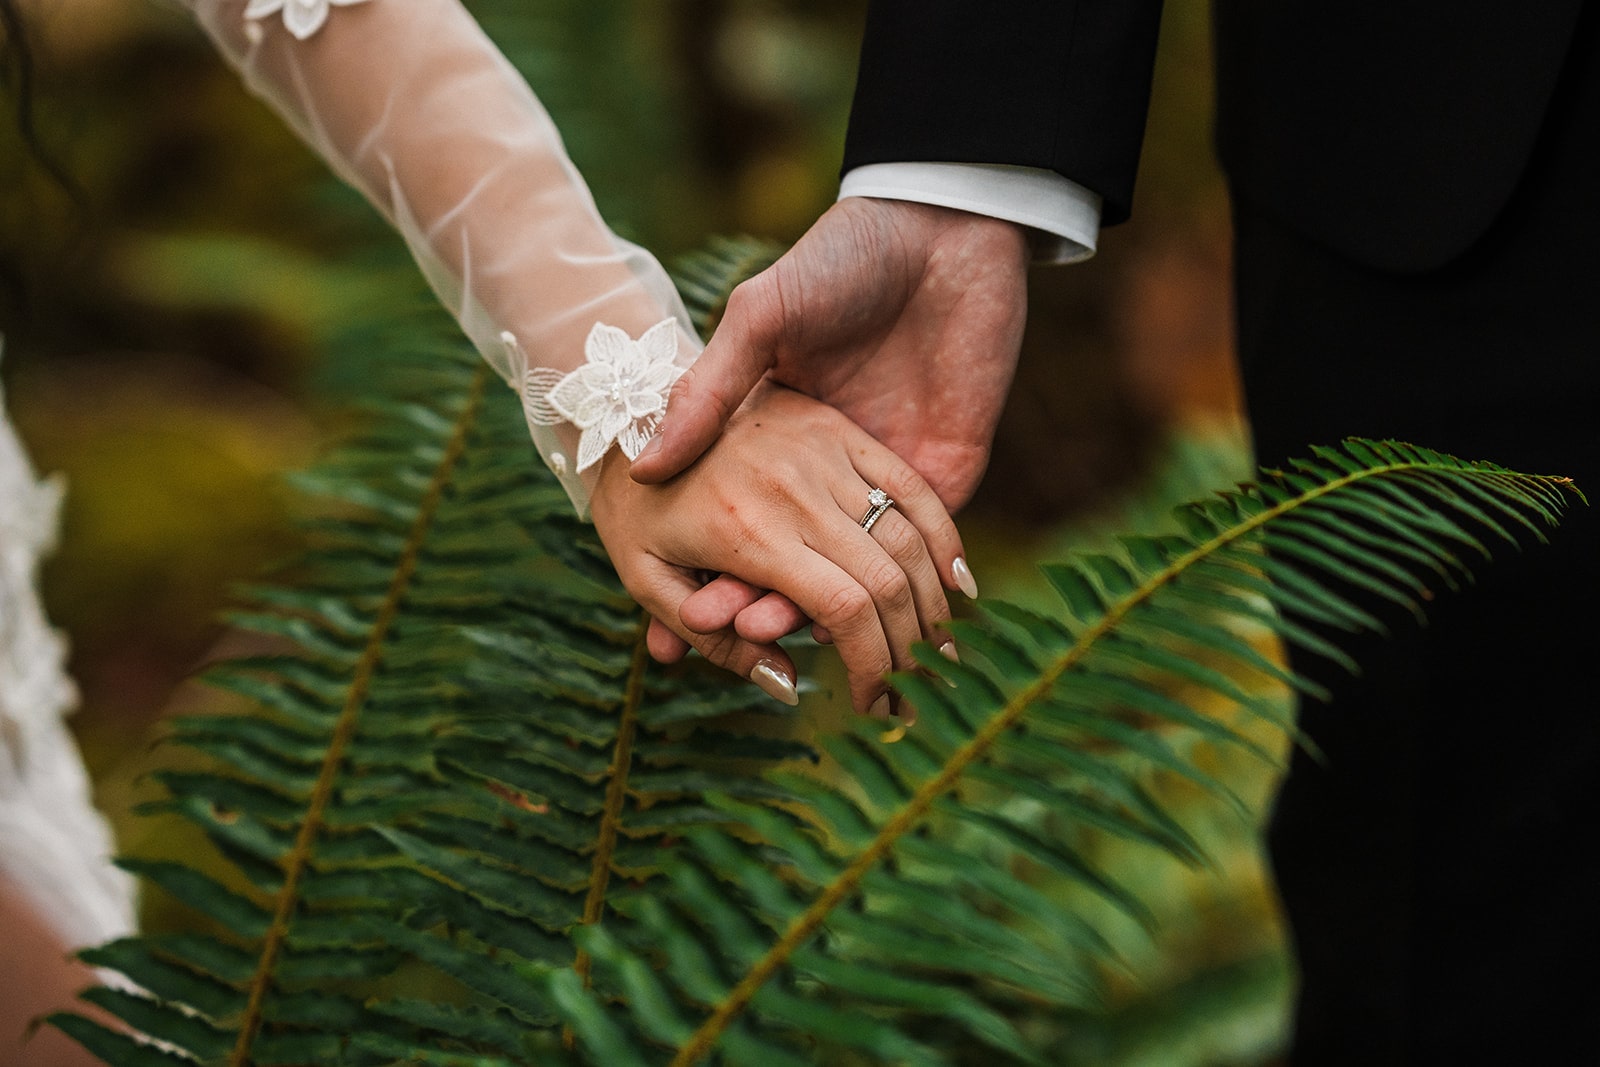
[859,487,895,533]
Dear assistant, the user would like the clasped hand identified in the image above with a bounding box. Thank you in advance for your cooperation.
[588,381,966,719]
[589,199,1030,717]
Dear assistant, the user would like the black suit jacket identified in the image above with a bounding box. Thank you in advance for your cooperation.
[843,0,1587,271]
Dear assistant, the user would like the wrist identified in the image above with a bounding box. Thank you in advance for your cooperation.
[857,197,1029,269]
[587,447,638,533]
[839,162,1100,263]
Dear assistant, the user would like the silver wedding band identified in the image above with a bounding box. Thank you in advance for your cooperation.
[860,487,895,533]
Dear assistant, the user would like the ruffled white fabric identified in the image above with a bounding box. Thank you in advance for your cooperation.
[182,0,703,516]
[0,360,138,952]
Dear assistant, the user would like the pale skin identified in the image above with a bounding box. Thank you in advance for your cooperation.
[193,4,1005,714]
[0,878,106,1067]
[590,380,969,718]
[628,198,1031,655]
[0,203,997,1067]
[215,4,983,715]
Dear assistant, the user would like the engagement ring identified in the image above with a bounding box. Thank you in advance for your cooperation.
[860,487,895,533]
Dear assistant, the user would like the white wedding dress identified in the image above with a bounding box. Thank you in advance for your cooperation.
[0,363,138,954]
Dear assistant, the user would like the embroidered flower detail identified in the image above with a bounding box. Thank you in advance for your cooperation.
[244,0,373,42]
[535,320,683,473]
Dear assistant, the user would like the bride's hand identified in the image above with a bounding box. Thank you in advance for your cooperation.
[588,382,967,718]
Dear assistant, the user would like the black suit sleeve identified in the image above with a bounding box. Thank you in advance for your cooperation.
[842,0,1163,225]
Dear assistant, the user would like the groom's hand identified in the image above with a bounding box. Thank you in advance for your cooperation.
[629,198,1030,511]
[634,197,1024,663]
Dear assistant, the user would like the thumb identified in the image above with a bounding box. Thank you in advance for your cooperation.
[629,280,780,483]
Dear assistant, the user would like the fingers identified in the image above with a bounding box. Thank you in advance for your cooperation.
[652,521,938,719]
[806,494,935,726]
[851,448,977,604]
[646,616,691,664]
[676,567,901,717]
[610,380,966,721]
[826,510,926,687]
[701,476,954,718]
[629,279,783,484]
[679,575,767,635]
[803,491,954,719]
[736,511,946,723]
[739,543,902,717]
[678,576,809,644]
[630,561,799,707]
[733,593,810,645]
[854,508,954,659]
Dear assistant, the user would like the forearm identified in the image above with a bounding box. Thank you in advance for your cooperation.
[187,0,698,512]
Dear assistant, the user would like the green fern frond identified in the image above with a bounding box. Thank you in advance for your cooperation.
[47,10,1581,1057]
[54,259,1577,1067]
[224,356,491,1064]
[532,441,1577,1066]
[52,251,809,1065]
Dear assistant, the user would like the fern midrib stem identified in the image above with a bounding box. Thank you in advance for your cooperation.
[671,458,1432,1064]
[563,613,651,1048]
[229,363,489,1067]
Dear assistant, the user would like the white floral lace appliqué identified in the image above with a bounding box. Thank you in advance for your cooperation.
[245,0,373,42]
[524,320,683,474]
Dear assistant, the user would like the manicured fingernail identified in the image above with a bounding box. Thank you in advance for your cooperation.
[634,436,662,463]
[750,661,798,706]
[952,557,979,599]
[938,641,960,688]
[868,694,893,720]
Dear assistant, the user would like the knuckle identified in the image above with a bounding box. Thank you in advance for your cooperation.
[852,655,894,683]
[693,630,741,669]
[725,278,782,339]
[816,582,873,628]
[665,370,696,409]
[876,517,925,563]
[878,456,922,498]
[673,360,732,423]
[861,557,912,605]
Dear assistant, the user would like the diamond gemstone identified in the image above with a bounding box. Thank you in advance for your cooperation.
[867,488,888,508]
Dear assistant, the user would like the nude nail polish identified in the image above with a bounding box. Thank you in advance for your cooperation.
[938,641,961,687]
[868,694,893,719]
[952,557,979,599]
[750,661,799,706]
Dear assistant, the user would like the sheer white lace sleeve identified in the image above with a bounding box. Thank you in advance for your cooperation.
[183,0,702,515]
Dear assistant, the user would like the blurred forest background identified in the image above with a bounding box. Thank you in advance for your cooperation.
[2,1,1286,1063]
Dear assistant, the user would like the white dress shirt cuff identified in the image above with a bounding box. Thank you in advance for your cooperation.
[838,162,1103,264]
